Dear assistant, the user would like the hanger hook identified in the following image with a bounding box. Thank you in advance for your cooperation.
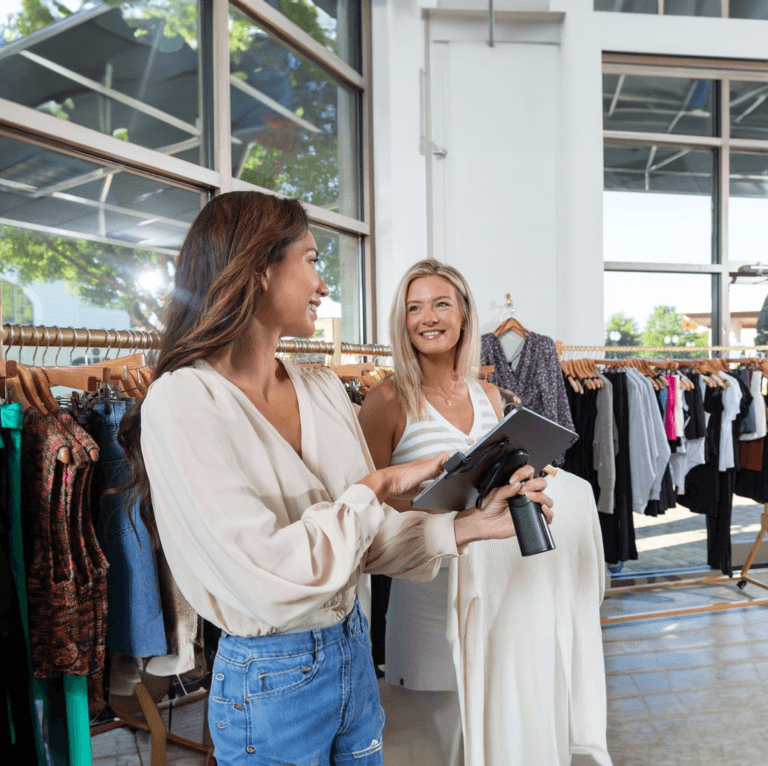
[104,329,114,362]
[31,327,41,366]
[84,328,92,364]
[67,327,76,364]
[42,327,51,367]
[54,327,63,366]
[16,325,24,364]
[3,324,11,362]
[114,329,124,359]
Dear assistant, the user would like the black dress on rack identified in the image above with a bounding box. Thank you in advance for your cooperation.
[570,371,636,564]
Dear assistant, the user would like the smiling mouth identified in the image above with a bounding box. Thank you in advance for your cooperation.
[421,330,445,339]
[309,303,319,315]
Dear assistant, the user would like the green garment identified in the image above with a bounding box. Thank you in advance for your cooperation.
[1,403,46,764]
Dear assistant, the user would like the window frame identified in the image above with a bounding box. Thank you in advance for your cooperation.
[0,0,374,341]
[603,52,768,346]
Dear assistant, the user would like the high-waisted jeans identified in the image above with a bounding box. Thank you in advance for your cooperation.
[208,599,385,766]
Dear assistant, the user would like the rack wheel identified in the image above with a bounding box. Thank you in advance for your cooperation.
[737,580,747,590]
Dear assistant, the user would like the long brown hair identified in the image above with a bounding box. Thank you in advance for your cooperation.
[118,191,309,538]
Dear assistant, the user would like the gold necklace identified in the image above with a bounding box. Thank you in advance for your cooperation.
[422,381,462,407]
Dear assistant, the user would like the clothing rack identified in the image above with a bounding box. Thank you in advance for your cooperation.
[559,345,768,625]
[1,324,393,364]
[560,344,768,357]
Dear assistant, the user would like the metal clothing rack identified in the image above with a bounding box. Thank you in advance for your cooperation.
[1,323,393,363]
[559,344,768,625]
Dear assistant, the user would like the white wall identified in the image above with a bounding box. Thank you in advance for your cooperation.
[371,0,768,346]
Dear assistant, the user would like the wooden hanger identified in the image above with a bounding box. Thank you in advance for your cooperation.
[492,294,529,338]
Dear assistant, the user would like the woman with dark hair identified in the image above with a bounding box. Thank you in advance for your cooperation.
[118,192,549,765]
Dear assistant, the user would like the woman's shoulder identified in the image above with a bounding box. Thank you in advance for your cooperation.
[144,363,222,415]
[475,378,504,419]
[358,376,402,432]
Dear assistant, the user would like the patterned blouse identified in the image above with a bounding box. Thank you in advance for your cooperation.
[480,332,575,465]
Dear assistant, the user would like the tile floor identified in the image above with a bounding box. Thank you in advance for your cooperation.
[600,572,768,766]
[90,564,768,766]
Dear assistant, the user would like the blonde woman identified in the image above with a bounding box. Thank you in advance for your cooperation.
[359,260,610,766]
[359,259,553,764]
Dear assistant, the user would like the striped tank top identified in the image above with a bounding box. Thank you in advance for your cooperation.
[391,377,500,466]
[384,377,500,692]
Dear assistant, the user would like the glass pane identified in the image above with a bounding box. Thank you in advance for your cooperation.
[0,133,203,333]
[663,0,720,16]
[729,0,768,19]
[729,152,768,265]
[730,81,768,141]
[604,146,714,264]
[261,0,361,71]
[603,74,715,136]
[230,6,361,218]
[595,0,658,11]
[0,1,203,165]
[729,282,768,347]
[310,226,361,343]
[604,272,713,352]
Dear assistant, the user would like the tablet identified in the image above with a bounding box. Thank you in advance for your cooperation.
[410,406,579,512]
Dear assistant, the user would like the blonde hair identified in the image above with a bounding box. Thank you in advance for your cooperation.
[389,259,481,421]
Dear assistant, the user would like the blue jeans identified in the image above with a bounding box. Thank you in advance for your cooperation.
[90,400,168,657]
[209,600,385,766]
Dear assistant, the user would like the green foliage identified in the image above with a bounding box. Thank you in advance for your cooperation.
[0,225,170,330]
[605,312,641,347]
[641,305,708,354]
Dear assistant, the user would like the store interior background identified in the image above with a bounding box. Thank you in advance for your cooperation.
[2,1,768,764]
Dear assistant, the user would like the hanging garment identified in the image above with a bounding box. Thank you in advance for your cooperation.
[737,369,756,435]
[447,469,612,766]
[598,372,637,564]
[664,375,677,441]
[735,395,768,501]
[593,372,617,515]
[669,387,706,495]
[0,403,46,764]
[562,385,599,501]
[480,332,574,464]
[86,399,168,658]
[740,371,766,441]
[22,409,107,678]
[718,373,744,472]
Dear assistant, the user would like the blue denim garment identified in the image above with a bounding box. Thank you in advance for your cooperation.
[90,400,168,657]
[209,599,384,766]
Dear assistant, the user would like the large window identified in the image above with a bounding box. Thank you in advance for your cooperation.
[603,55,768,350]
[595,0,768,18]
[0,0,371,342]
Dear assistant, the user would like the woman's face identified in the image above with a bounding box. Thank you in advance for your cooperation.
[259,229,329,337]
[405,275,465,358]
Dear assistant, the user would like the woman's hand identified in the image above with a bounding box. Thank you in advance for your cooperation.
[357,452,451,504]
[454,464,554,547]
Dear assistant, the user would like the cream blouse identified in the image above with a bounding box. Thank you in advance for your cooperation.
[140,359,461,637]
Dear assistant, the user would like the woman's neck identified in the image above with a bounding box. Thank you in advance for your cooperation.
[207,321,285,397]
[419,350,460,389]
